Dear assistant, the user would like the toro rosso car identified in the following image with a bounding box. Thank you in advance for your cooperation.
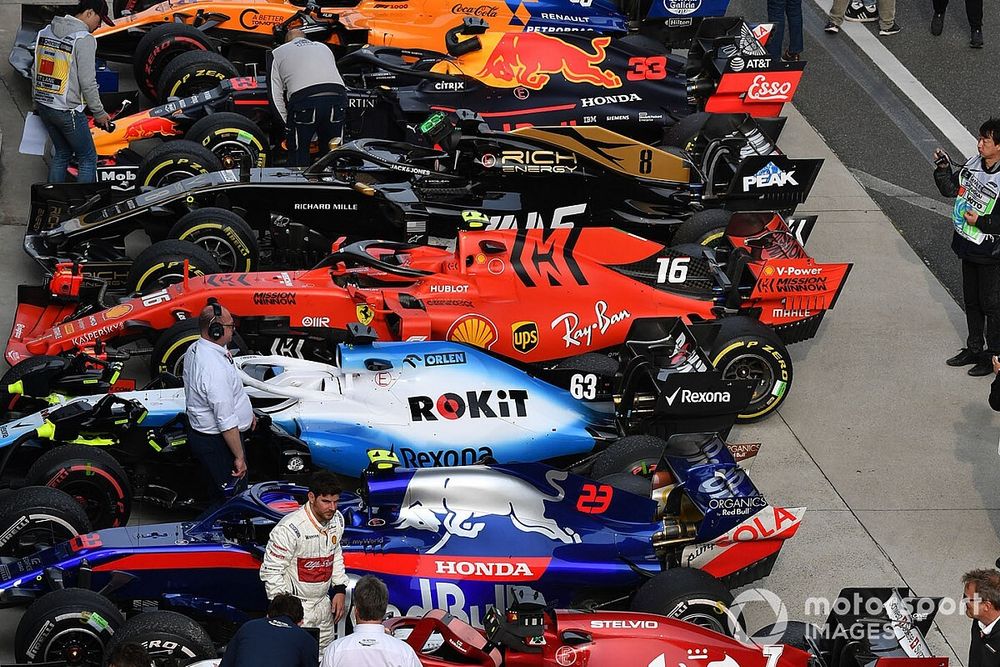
[25,115,822,289]
[0,452,805,663]
[9,224,851,420]
[0,327,759,527]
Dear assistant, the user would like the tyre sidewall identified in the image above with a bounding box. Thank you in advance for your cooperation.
[175,220,255,272]
[711,335,791,422]
[29,457,129,529]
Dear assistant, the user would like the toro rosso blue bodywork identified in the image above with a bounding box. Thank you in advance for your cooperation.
[0,456,803,640]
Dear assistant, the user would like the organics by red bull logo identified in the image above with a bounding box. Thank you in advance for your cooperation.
[477,33,622,90]
[119,116,181,142]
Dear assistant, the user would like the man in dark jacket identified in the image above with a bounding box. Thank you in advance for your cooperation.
[963,569,1000,667]
[935,118,1000,376]
[221,593,318,667]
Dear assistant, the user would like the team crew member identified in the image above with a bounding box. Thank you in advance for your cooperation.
[221,593,318,667]
[33,0,113,183]
[261,471,348,650]
[182,300,255,500]
[270,28,347,167]
[962,569,1000,667]
[935,119,1000,376]
[320,576,421,667]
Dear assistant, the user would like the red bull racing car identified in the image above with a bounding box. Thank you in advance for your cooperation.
[8,223,851,421]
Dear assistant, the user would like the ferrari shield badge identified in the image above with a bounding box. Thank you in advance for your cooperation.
[356,304,375,325]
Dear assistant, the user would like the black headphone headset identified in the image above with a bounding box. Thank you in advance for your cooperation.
[207,298,225,340]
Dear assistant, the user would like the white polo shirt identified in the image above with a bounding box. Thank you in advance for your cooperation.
[182,338,254,434]
[319,623,422,667]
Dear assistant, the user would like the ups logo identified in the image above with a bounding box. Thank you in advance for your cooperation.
[511,321,539,354]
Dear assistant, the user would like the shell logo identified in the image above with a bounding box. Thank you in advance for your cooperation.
[763,265,775,276]
[103,304,133,320]
[447,314,498,349]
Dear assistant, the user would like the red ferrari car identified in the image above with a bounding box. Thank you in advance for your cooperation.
[7,218,850,420]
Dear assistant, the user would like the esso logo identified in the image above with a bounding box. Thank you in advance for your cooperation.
[746,74,793,101]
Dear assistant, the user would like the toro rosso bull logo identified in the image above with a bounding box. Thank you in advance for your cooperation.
[395,468,582,553]
[408,389,529,421]
[477,33,622,90]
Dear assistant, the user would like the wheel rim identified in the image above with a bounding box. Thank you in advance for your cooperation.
[1,519,77,558]
[194,234,239,272]
[211,140,259,167]
[136,265,188,292]
[719,352,775,404]
[675,609,728,634]
[43,628,106,666]
[58,480,113,526]
[624,459,658,477]
[150,167,202,187]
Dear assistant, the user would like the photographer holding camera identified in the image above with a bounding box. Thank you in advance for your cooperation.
[935,119,1000,377]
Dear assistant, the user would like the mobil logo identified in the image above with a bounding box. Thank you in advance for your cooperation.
[477,33,621,90]
[408,389,529,421]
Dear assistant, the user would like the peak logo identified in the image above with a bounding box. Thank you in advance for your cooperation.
[408,389,529,421]
[743,161,797,190]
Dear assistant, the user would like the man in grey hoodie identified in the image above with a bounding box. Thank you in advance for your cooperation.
[32,0,114,183]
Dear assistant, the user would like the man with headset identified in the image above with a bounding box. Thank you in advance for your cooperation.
[183,299,255,501]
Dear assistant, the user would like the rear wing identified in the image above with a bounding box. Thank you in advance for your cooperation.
[723,155,824,211]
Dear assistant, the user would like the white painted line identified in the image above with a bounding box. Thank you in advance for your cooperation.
[812,0,979,158]
[851,169,954,217]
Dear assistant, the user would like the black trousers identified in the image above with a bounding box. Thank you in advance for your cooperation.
[932,0,983,29]
[286,92,347,167]
[188,428,246,501]
[962,259,1000,354]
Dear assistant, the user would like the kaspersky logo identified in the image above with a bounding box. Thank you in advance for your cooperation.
[664,388,732,406]
[743,162,797,191]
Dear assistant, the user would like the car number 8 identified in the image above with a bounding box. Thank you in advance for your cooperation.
[570,373,598,400]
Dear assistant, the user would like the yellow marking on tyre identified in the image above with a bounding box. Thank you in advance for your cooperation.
[160,334,201,372]
[135,262,168,290]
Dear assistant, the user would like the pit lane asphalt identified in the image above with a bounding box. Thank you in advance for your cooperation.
[0,2,998,662]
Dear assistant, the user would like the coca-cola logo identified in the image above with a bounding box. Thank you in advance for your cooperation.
[746,74,794,101]
[451,3,497,16]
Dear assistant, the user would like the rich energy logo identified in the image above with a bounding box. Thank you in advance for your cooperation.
[481,150,578,173]
[743,162,798,190]
[408,389,529,421]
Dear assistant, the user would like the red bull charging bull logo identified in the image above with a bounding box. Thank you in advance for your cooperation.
[476,33,622,90]
[119,116,181,142]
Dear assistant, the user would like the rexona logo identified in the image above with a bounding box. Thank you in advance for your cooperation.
[408,389,529,421]
[590,620,659,629]
[743,162,797,191]
[511,321,539,354]
[580,93,641,108]
[664,388,732,406]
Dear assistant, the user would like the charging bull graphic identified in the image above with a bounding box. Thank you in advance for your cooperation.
[395,467,582,553]
[477,33,622,90]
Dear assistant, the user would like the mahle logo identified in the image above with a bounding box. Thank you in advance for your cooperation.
[511,321,539,354]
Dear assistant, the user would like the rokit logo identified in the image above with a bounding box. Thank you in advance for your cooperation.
[743,162,798,190]
[408,389,529,421]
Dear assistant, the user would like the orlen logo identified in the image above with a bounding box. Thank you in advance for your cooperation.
[408,389,529,421]
[746,74,794,101]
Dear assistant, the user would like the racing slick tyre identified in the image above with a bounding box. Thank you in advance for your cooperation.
[590,435,669,480]
[753,620,823,651]
[0,486,91,558]
[630,568,737,636]
[156,51,240,104]
[596,472,652,497]
[105,611,215,664]
[662,112,710,151]
[552,353,619,377]
[709,316,792,423]
[168,208,260,273]
[0,354,66,417]
[25,445,133,529]
[134,24,214,101]
[151,319,246,377]
[127,239,223,294]
[15,589,126,665]
[135,140,223,188]
[671,210,733,248]
[187,112,269,169]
